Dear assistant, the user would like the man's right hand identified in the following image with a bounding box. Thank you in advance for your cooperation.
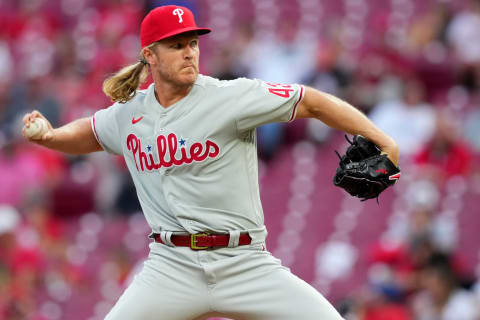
[22,110,54,144]
[21,112,102,154]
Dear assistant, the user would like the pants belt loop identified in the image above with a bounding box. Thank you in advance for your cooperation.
[160,231,175,247]
[227,230,241,248]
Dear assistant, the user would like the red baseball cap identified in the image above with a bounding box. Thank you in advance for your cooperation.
[140,5,211,48]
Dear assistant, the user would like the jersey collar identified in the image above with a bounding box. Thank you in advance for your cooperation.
[138,75,205,117]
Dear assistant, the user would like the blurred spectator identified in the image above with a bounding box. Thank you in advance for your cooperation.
[304,41,350,97]
[408,2,451,52]
[209,24,252,80]
[446,0,480,98]
[414,111,473,179]
[361,296,412,320]
[369,78,436,157]
[241,21,316,84]
[396,178,458,253]
[338,263,412,320]
[446,0,480,65]
[407,1,455,98]
[363,263,412,320]
[210,47,247,81]
[411,253,479,320]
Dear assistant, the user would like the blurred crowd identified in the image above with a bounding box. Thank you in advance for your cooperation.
[1,0,480,319]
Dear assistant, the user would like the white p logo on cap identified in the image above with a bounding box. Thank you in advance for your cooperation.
[173,8,184,23]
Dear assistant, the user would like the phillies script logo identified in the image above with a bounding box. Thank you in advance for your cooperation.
[126,133,220,172]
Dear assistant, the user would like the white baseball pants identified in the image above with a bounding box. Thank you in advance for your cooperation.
[104,241,344,320]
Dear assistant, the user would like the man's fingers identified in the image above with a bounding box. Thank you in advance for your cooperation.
[23,110,47,129]
[23,110,53,142]
[23,113,30,124]
[27,110,42,122]
[29,112,36,123]
[31,110,41,118]
[23,113,33,127]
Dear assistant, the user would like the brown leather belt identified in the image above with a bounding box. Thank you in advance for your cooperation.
[151,233,252,250]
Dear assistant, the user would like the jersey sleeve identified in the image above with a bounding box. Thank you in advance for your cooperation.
[91,103,123,155]
[234,78,305,132]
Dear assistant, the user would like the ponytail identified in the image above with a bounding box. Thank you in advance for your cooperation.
[102,44,157,103]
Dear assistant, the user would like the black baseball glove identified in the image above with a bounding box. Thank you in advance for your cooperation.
[333,135,401,202]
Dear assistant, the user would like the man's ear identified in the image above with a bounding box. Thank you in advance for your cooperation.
[142,46,156,65]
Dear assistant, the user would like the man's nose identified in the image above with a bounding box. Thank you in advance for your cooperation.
[183,46,194,59]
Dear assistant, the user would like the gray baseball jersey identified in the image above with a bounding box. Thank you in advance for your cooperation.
[91,75,304,234]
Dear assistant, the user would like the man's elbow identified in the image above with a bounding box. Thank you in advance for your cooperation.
[295,87,321,119]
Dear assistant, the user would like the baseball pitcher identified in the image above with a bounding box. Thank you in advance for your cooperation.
[23,5,400,320]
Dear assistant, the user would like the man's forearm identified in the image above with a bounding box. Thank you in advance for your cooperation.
[43,117,103,154]
[298,87,399,165]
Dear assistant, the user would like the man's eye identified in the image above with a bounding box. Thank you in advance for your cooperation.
[172,43,182,49]
[191,41,198,48]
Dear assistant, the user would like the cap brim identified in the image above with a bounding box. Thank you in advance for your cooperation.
[152,27,211,44]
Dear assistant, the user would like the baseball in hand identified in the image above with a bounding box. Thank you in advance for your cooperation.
[25,118,49,140]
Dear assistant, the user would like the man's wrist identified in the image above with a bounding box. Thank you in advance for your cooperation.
[380,146,399,167]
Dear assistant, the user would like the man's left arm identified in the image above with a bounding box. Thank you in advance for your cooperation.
[295,86,399,166]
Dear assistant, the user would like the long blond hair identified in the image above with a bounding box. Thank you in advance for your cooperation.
[102,43,156,103]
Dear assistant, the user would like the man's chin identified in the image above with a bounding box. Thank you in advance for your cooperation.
[178,72,198,86]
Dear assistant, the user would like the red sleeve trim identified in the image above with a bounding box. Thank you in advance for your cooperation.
[91,115,102,147]
[288,85,305,122]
